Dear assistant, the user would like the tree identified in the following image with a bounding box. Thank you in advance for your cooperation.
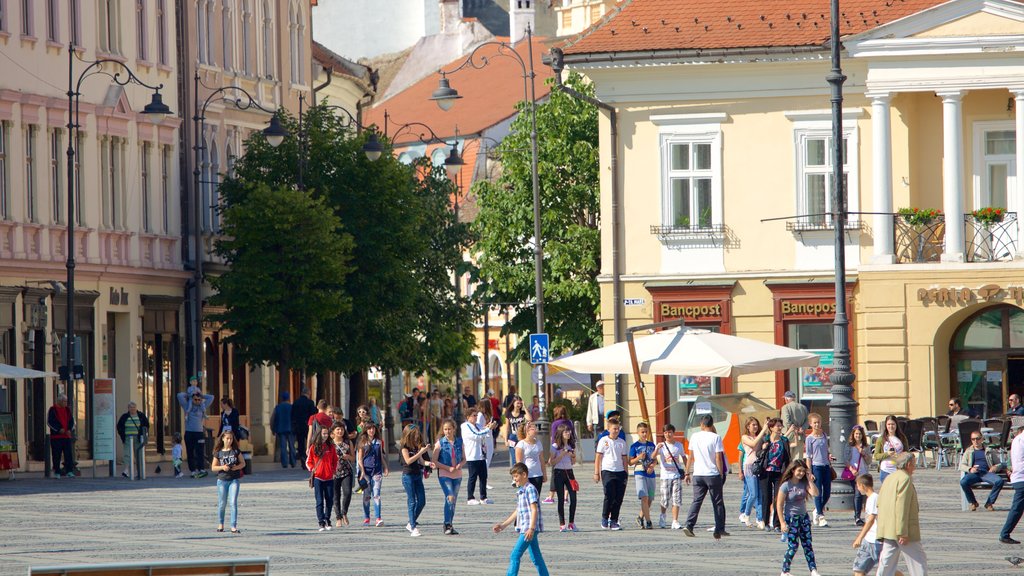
[219,105,476,384]
[209,183,354,393]
[472,72,602,358]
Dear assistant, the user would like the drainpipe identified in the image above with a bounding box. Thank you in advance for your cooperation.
[312,66,332,105]
[547,47,624,407]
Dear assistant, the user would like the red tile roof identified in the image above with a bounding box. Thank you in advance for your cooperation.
[562,0,949,56]
[363,35,553,145]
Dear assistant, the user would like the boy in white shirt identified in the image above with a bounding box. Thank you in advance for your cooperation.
[852,474,901,576]
[654,423,686,529]
[593,417,629,530]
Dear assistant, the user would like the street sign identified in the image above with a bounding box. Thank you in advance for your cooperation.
[529,333,549,365]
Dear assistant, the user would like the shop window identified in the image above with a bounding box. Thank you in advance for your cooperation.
[786,322,834,429]
[953,308,1005,350]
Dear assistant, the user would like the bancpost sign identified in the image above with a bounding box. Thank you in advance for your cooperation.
[779,300,836,319]
[659,302,723,321]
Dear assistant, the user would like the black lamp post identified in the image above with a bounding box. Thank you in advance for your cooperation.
[431,24,547,443]
[826,0,858,466]
[64,49,170,429]
[190,74,285,386]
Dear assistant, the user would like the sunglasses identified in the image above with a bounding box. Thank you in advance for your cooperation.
[972,437,983,441]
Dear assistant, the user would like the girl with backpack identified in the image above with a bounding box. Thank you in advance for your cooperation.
[400,424,434,537]
[357,422,389,526]
[307,425,338,532]
[432,419,466,535]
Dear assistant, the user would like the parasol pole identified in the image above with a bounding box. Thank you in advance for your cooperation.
[625,319,688,427]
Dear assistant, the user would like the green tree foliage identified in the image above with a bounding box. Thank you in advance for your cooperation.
[472,72,601,358]
[209,183,354,391]
[218,105,476,380]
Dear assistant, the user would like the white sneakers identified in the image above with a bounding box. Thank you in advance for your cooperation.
[410,527,421,537]
[738,513,749,524]
[671,521,682,530]
[810,570,822,576]
[659,514,667,529]
[482,498,494,505]
[817,516,829,527]
[757,520,766,530]
[467,499,481,506]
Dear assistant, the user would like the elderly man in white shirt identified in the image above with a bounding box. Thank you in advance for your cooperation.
[586,380,606,437]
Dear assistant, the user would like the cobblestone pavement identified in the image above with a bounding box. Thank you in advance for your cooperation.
[0,459,1020,575]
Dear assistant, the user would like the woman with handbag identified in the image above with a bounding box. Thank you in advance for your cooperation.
[845,425,872,526]
[740,416,769,529]
[433,419,466,535]
[805,413,834,527]
[759,417,793,533]
[399,424,434,537]
[549,423,578,532]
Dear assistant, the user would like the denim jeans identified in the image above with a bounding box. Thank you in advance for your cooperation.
[1001,481,1024,539]
[960,471,1005,506]
[742,473,762,519]
[879,469,890,485]
[362,473,383,520]
[277,433,295,467]
[438,476,462,525]
[508,446,517,465]
[314,477,334,526]
[811,464,832,516]
[217,478,240,528]
[507,532,549,576]
[402,473,426,528]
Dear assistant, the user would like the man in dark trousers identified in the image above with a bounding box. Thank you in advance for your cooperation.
[291,387,316,470]
[47,394,76,478]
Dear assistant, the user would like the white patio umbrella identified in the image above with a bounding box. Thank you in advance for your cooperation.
[549,328,820,378]
[0,363,57,379]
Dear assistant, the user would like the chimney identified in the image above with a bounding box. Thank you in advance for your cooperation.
[509,0,536,44]
[440,0,462,34]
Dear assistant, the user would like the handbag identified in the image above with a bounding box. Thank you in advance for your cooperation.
[569,477,580,492]
[840,465,857,481]
[750,447,769,478]
[308,473,314,489]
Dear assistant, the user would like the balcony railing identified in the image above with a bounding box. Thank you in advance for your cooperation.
[964,212,1017,262]
[893,214,945,263]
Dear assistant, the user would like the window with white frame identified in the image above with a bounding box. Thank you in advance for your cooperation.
[0,1,7,33]
[20,0,32,36]
[0,122,7,219]
[50,128,63,224]
[101,136,124,229]
[135,0,146,61]
[795,130,852,227]
[156,0,167,64]
[46,0,58,42]
[205,0,215,65]
[25,125,36,222]
[141,141,151,232]
[664,140,714,229]
[100,0,121,54]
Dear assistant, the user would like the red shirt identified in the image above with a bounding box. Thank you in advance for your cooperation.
[489,397,501,422]
[308,412,333,429]
[306,443,339,480]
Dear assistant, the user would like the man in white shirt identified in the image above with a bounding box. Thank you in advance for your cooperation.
[586,380,606,437]
[1000,427,1024,544]
[461,407,495,505]
[682,414,727,539]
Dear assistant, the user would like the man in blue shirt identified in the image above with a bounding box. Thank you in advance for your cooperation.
[270,392,294,468]
[959,431,1005,511]
[176,380,214,478]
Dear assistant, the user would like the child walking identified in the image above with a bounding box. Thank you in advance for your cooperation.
[549,423,578,532]
[171,432,184,478]
[515,421,545,493]
[777,459,822,576]
[211,430,245,534]
[805,413,834,527]
[851,473,901,576]
[629,422,657,529]
[399,424,435,537]
[357,422,389,526]
[433,419,466,535]
[654,424,686,529]
[494,462,549,576]
[593,417,629,530]
[307,425,339,532]
[331,423,355,527]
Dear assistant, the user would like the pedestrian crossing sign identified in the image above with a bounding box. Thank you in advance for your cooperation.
[529,333,549,365]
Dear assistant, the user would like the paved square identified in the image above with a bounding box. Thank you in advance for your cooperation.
[0,461,1019,575]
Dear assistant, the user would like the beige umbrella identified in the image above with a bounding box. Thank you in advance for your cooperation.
[0,363,57,379]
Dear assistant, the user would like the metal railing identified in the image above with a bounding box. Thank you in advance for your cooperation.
[964,212,1018,262]
[893,214,945,263]
[892,212,1018,263]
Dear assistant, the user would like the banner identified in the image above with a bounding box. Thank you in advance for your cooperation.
[0,412,17,470]
[799,350,835,398]
[93,378,116,461]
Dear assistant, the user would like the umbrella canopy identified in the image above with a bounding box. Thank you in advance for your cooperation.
[548,328,819,378]
[0,363,57,379]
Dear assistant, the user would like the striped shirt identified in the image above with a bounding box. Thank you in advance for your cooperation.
[124,415,142,437]
[514,482,543,534]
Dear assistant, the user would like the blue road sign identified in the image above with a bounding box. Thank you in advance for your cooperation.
[529,333,549,365]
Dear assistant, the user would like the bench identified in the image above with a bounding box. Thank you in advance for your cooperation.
[960,468,1010,512]
[29,557,270,576]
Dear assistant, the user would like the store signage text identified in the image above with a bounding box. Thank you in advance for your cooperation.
[917,284,1024,305]
[780,301,836,317]
[660,302,722,320]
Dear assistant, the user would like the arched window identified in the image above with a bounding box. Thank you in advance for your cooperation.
[226,141,235,178]
[431,147,446,167]
[950,304,1024,418]
[262,0,273,79]
[397,151,415,165]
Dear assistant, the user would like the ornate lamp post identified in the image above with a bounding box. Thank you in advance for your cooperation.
[430,24,548,444]
[189,74,286,385]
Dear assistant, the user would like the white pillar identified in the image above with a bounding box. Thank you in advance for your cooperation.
[871,94,894,263]
[1015,91,1024,258]
[939,91,965,262]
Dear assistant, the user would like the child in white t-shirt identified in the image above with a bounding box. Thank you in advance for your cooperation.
[654,423,686,529]
[593,417,629,530]
[852,474,896,576]
[171,432,183,478]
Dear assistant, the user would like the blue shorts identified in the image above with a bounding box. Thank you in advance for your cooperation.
[852,540,881,573]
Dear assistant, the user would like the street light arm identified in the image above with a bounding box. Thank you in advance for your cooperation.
[72,54,167,97]
[438,38,529,81]
[196,75,277,119]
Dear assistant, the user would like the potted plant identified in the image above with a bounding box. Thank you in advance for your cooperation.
[898,207,942,226]
[972,206,1006,226]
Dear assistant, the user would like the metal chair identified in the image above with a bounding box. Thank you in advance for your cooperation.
[918,417,946,469]
[957,419,983,455]
[902,419,925,467]
[994,418,1014,462]
[937,415,951,433]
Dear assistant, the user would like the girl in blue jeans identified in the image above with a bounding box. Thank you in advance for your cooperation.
[805,413,834,527]
[211,430,245,534]
[399,425,435,537]
[357,423,389,526]
[433,419,466,535]
[739,416,768,527]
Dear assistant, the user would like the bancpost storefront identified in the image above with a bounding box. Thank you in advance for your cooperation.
[858,266,1024,421]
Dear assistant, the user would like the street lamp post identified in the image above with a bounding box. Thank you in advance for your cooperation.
[64,46,170,456]
[189,74,285,385]
[826,0,858,467]
[431,24,548,444]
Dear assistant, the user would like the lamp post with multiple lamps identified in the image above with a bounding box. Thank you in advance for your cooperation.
[430,24,548,444]
[189,75,286,384]
[64,49,170,440]
[826,0,858,466]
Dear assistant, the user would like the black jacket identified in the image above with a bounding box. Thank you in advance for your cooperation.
[218,409,241,437]
[116,411,150,443]
[292,395,316,431]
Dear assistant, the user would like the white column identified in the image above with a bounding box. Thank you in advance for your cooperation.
[939,91,965,262]
[871,94,894,263]
[1015,91,1024,258]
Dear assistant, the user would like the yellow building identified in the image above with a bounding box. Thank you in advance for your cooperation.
[559,0,1024,432]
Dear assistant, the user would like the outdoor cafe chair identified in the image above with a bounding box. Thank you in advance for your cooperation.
[903,419,926,467]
